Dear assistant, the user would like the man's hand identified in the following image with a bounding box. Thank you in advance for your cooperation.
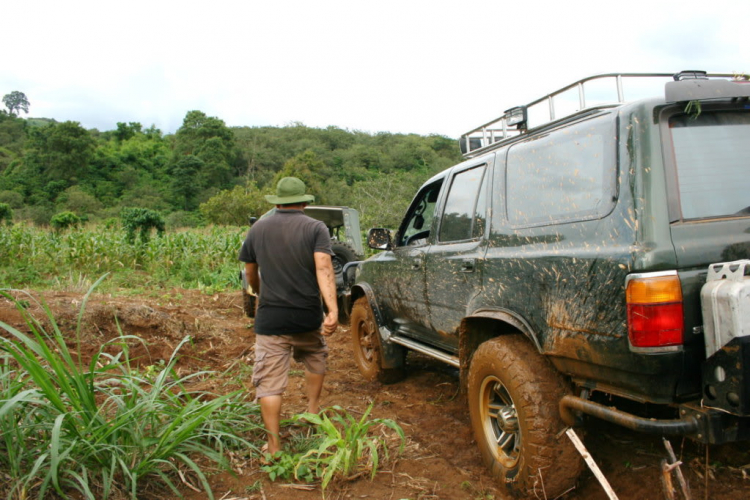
[322,310,338,336]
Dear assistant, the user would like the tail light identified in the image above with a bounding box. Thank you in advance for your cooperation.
[626,272,684,351]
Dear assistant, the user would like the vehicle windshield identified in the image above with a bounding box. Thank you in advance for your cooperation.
[670,110,750,219]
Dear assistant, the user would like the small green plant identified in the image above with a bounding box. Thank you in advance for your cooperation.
[685,100,702,120]
[262,404,405,492]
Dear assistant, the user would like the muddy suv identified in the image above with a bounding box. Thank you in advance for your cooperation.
[349,71,750,497]
[240,205,363,320]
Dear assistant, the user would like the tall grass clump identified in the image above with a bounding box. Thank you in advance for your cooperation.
[0,279,263,499]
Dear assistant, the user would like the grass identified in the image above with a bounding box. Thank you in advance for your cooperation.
[0,279,264,499]
[262,404,406,494]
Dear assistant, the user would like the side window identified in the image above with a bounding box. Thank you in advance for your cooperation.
[397,180,443,247]
[505,115,616,226]
[438,165,487,242]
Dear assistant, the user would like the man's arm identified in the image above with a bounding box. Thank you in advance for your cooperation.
[245,262,260,296]
[314,252,338,335]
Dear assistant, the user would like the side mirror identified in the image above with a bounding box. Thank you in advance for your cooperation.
[367,228,392,250]
[248,216,258,226]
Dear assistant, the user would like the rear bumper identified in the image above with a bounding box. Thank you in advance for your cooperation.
[560,394,750,444]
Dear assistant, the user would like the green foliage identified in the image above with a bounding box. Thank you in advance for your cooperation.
[0,224,245,291]
[0,190,23,208]
[0,285,263,499]
[120,207,165,243]
[50,211,81,231]
[2,91,30,116]
[0,109,464,229]
[0,202,11,225]
[199,183,267,226]
[262,404,405,491]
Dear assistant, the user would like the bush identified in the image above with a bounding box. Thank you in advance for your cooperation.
[120,207,165,243]
[50,211,81,231]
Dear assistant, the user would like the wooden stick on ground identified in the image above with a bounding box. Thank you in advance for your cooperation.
[566,428,619,500]
[663,438,692,500]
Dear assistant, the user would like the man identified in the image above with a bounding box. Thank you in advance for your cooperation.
[238,177,338,456]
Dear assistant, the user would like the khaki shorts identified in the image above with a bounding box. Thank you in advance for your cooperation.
[252,330,329,399]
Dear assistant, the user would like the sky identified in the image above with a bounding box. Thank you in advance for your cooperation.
[2,0,748,138]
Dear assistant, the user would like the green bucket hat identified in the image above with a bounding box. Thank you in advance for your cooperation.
[264,177,315,205]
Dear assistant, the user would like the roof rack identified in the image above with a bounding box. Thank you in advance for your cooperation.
[459,71,742,158]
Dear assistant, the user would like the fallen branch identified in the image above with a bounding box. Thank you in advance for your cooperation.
[662,438,691,500]
[566,428,619,500]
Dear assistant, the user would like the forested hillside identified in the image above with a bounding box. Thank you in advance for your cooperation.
[0,109,463,230]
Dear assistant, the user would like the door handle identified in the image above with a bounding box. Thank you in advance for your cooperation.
[461,258,476,272]
[412,258,422,270]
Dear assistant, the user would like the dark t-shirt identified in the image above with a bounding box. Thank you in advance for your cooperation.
[238,209,333,335]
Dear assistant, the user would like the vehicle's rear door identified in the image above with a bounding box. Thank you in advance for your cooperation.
[663,106,750,397]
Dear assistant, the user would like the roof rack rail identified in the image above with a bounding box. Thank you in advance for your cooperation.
[459,71,742,158]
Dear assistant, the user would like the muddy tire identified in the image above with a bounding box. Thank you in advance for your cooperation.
[331,242,359,288]
[468,335,582,498]
[351,296,405,384]
[241,290,256,318]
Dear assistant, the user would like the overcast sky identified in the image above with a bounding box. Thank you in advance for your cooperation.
[2,0,748,138]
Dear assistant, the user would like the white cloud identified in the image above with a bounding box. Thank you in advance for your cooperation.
[2,0,748,137]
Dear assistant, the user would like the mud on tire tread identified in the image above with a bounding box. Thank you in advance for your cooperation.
[351,296,405,384]
[468,335,583,498]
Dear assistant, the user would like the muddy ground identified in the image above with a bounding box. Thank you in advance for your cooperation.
[0,289,748,499]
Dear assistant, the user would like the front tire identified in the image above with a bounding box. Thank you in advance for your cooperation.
[350,297,405,384]
[468,335,582,498]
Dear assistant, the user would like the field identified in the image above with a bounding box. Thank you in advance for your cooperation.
[1,287,749,500]
[1,226,749,499]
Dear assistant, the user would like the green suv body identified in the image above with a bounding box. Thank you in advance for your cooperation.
[349,71,750,497]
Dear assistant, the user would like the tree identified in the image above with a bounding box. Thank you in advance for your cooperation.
[171,110,240,191]
[120,207,165,243]
[199,183,267,226]
[171,155,204,210]
[272,150,328,204]
[22,121,95,188]
[0,202,12,225]
[2,91,30,116]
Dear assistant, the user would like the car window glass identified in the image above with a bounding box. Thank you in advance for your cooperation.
[506,115,615,226]
[670,111,750,219]
[398,180,443,246]
[439,165,486,242]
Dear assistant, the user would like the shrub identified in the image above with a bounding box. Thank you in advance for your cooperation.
[50,211,81,231]
[120,207,165,243]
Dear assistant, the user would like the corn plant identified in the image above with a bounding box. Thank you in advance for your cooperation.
[0,223,246,291]
[0,280,263,499]
[262,404,405,492]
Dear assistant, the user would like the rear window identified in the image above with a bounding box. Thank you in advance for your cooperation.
[670,111,750,219]
[505,114,616,227]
